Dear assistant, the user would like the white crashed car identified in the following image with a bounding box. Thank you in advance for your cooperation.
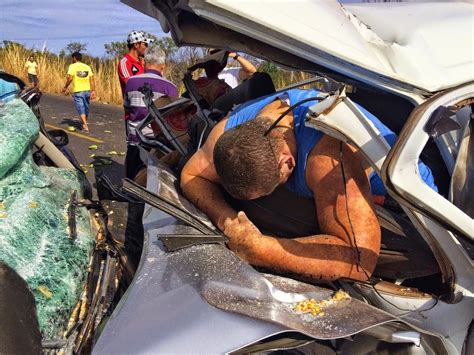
[94,1,473,354]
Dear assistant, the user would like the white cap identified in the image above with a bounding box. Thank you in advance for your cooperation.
[127,30,155,45]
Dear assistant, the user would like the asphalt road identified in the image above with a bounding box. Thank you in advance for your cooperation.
[40,93,127,197]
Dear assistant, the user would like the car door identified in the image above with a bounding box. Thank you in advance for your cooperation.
[382,82,474,289]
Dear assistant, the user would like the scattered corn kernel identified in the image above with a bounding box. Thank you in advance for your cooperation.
[38,285,53,299]
[294,290,350,318]
[333,290,350,301]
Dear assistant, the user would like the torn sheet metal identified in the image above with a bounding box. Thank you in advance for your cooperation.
[196,247,395,340]
[95,159,400,354]
[146,159,397,339]
[134,238,397,340]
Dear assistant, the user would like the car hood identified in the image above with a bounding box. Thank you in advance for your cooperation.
[93,161,405,353]
[122,0,473,95]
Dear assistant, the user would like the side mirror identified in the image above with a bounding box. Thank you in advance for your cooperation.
[47,129,70,147]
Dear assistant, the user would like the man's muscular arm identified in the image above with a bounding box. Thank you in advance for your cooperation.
[224,136,381,281]
[180,120,238,230]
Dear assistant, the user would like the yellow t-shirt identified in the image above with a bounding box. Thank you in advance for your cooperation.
[25,61,38,75]
[67,62,94,93]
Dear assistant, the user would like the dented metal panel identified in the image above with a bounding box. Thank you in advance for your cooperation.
[94,161,399,353]
[122,0,474,94]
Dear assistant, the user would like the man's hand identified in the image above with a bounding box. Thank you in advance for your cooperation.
[90,90,96,100]
[223,211,261,261]
[61,87,69,95]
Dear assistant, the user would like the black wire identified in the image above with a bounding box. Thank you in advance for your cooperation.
[263,97,323,136]
[339,141,362,269]
[338,141,440,315]
[256,91,439,316]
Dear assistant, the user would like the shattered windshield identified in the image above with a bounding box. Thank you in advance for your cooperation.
[0,99,94,338]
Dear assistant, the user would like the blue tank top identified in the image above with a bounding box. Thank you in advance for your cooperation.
[225,88,437,198]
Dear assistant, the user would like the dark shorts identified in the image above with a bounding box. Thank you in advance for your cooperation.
[28,74,38,85]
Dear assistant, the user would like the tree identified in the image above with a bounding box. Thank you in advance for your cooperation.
[258,61,287,87]
[155,37,177,56]
[64,42,87,54]
[2,41,26,50]
[104,41,128,58]
[103,34,179,59]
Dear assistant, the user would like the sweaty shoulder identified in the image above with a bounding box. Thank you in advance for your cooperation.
[201,118,228,160]
[181,119,228,183]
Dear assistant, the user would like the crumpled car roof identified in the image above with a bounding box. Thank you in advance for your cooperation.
[122,0,474,94]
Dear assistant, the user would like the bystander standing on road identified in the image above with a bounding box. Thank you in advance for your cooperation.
[62,52,96,133]
[123,46,178,179]
[25,55,39,88]
[117,30,155,97]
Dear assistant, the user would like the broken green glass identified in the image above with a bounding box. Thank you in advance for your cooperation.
[0,99,94,338]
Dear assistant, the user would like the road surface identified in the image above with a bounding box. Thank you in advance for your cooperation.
[40,93,127,197]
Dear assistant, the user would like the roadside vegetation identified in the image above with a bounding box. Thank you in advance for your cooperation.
[0,37,312,106]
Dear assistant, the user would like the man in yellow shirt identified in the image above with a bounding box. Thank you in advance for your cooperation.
[62,52,96,132]
[25,55,39,87]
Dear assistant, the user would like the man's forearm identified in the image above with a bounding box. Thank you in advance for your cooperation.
[181,175,237,230]
[247,233,374,281]
[235,55,256,75]
[63,78,72,90]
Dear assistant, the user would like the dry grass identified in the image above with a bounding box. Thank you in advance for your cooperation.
[1,43,314,107]
[0,43,123,105]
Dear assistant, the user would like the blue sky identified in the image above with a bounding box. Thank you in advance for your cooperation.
[0,0,166,56]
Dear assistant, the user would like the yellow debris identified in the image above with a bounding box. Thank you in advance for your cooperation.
[38,285,53,299]
[28,201,39,208]
[333,290,350,301]
[117,151,126,156]
[0,212,7,218]
[104,130,112,134]
[88,144,98,150]
[89,154,96,158]
[106,151,118,156]
[67,126,76,132]
[294,290,350,318]
[0,202,5,209]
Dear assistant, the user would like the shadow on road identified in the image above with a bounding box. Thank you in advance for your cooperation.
[60,118,83,130]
